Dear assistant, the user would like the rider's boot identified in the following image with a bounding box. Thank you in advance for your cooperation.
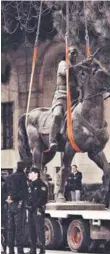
[49,115,62,152]
[49,142,58,152]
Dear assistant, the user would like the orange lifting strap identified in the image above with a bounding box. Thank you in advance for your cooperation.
[25,1,42,127]
[84,0,91,57]
[25,47,38,127]
[66,37,81,152]
[66,2,81,152]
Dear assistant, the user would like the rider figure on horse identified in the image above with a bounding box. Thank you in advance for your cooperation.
[49,46,79,152]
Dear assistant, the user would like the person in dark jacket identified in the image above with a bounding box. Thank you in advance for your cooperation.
[5,161,28,254]
[43,166,52,200]
[27,167,48,254]
[1,176,7,253]
[1,176,7,226]
[66,165,82,201]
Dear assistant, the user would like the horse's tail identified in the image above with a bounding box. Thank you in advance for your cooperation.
[18,114,32,167]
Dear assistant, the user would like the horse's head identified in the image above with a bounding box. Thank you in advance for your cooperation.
[78,60,110,100]
[92,60,110,93]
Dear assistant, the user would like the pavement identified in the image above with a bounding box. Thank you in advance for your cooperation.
[0,247,95,254]
[2,246,107,254]
[19,250,98,254]
[2,247,106,254]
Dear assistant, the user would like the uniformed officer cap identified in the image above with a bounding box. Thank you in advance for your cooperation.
[30,166,40,175]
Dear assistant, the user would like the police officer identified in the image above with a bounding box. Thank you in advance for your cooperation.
[5,161,28,254]
[27,167,48,254]
[1,176,7,253]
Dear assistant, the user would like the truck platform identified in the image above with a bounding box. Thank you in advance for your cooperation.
[45,201,110,252]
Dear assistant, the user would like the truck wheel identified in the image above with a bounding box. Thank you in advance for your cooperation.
[67,219,90,252]
[57,220,68,248]
[89,240,101,253]
[45,218,63,249]
[105,241,110,253]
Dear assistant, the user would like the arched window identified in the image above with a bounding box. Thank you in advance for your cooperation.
[1,102,13,149]
[1,63,11,84]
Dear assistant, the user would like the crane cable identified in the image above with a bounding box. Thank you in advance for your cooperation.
[66,1,81,152]
[25,0,43,127]
[84,0,91,57]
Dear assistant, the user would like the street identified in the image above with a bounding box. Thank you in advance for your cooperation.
[1,245,104,254]
[4,247,106,254]
[1,244,108,254]
[23,250,99,254]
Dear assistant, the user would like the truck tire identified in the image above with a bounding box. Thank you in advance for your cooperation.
[105,241,110,253]
[67,219,90,252]
[45,218,63,249]
[57,220,68,249]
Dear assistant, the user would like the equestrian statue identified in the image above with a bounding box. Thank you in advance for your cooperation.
[18,47,110,206]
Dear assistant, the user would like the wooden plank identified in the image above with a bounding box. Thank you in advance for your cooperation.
[46,201,105,211]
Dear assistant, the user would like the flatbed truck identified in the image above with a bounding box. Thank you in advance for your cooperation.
[45,201,110,252]
[1,201,110,253]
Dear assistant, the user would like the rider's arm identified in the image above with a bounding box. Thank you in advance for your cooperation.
[74,59,92,73]
[57,61,67,76]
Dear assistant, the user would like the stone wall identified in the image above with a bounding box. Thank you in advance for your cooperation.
[1,39,65,168]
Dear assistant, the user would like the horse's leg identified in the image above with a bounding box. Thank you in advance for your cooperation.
[32,140,42,168]
[88,151,110,186]
[57,142,76,202]
[88,151,110,206]
[27,125,43,171]
[42,151,56,169]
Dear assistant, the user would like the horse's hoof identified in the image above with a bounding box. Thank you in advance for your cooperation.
[56,193,66,203]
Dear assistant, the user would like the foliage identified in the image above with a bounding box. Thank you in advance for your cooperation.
[1,1,56,52]
[1,1,110,67]
[50,1,110,66]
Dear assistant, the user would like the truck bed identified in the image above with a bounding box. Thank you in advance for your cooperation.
[46,201,110,220]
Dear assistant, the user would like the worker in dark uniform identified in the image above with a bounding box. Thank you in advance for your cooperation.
[1,176,7,227]
[5,161,28,254]
[1,176,7,253]
[49,46,79,152]
[27,167,48,254]
[66,165,82,201]
[43,166,52,200]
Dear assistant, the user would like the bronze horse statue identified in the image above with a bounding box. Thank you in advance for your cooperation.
[18,59,110,204]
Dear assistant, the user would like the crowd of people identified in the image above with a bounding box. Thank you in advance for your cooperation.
[2,162,48,254]
[1,162,82,254]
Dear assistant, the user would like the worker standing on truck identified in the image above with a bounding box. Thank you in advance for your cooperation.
[43,166,52,200]
[54,166,61,201]
[27,167,48,254]
[66,165,82,201]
